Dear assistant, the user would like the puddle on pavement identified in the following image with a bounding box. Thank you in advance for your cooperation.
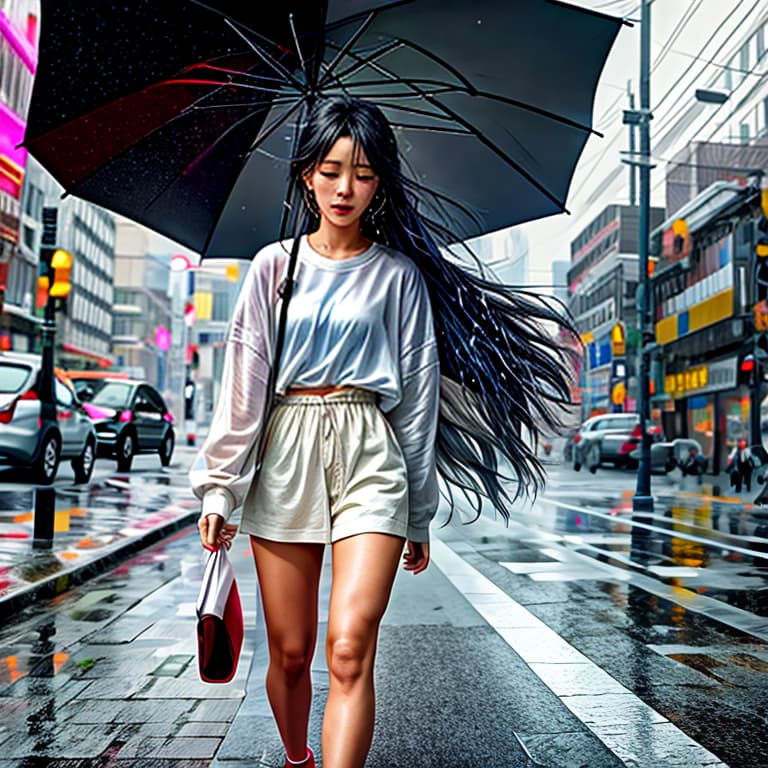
[0,478,189,600]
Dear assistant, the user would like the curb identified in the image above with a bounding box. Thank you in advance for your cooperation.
[0,509,199,621]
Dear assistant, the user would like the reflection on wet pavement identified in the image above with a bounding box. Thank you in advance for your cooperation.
[509,486,768,623]
[0,471,197,615]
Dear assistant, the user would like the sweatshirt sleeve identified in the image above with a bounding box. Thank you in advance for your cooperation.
[188,257,274,522]
[386,265,440,543]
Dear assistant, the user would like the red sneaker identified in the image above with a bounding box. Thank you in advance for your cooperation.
[284,749,315,768]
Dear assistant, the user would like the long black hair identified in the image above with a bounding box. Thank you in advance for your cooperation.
[285,96,579,523]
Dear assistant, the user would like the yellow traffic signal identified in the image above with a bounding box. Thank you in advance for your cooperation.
[49,249,73,297]
[611,322,626,356]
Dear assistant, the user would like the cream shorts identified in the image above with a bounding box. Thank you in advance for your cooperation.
[240,389,409,544]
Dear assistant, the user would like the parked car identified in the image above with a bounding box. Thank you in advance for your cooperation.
[0,351,97,484]
[58,368,131,402]
[573,413,664,471]
[82,379,174,471]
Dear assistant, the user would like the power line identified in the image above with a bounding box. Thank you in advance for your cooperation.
[651,0,706,75]
[665,46,767,77]
[651,0,761,124]
[572,0,716,210]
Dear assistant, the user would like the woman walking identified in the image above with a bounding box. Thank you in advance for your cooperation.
[191,96,574,767]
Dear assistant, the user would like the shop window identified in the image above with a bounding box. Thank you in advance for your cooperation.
[688,394,714,460]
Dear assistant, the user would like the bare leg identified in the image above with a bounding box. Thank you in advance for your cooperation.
[322,533,404,768]
[250,537,325,763]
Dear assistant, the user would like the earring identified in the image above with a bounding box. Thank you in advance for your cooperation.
[302,186,320,217]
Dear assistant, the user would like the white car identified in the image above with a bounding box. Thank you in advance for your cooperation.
[0,351,97,484]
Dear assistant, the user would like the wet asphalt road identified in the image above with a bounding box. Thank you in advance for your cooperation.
[0,446,766,766]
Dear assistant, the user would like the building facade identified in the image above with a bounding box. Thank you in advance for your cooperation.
[651,178,765,473]
[111,219,173,386]
[568,204,664,417]
[0,0,36,341]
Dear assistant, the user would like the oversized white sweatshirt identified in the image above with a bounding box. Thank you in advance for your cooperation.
[189,236,440,543]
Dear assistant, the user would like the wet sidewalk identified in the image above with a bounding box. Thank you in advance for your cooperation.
[0,514,732,767]
[0,445,202,620]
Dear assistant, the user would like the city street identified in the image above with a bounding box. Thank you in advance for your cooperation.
[0,447,766,767]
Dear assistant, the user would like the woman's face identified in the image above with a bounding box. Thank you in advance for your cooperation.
[304,137,380,230]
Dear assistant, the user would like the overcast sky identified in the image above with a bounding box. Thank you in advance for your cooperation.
[523,0,757,284]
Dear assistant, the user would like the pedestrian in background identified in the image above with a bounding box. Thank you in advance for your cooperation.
[727,439,755,493]
[190,96,575,768]
[679,444,707,486]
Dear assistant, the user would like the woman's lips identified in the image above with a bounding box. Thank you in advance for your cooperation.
[330,205,353,215]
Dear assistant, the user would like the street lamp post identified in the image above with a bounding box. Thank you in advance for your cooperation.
[631,0,654,557]
[38,207,59,415]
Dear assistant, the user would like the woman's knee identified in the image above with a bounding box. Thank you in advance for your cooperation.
[327,631,372,690]
[271,641,313,682]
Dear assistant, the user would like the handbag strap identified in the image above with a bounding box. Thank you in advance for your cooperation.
[252,232,302,464]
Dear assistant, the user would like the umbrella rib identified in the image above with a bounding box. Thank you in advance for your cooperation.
[249,99,306,152]
[139,106,284,217]
[198,99,308,258]
[193,95,301,112]
[372,99,467,124]
[223,18,307,94]
[317,12,377,91]
[326,47,569,211]
[401,38,601,136]
[288,12,309,81]
[387,122,472,136]
[329,40,405,86]
[341,78,600,137]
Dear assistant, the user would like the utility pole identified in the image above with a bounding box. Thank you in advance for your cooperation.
[629,0,654,557]
[627,80,637,207]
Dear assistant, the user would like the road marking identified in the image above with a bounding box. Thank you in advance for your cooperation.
[431,537,729,768]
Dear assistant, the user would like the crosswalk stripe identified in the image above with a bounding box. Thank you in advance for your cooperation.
[431,537,728,768]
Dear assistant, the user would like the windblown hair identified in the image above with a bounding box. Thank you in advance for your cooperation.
[285,96,579,523]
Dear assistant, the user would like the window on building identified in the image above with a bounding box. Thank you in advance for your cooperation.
[757,24,766,61]
[740,123,750,145]
[723,57,734,91]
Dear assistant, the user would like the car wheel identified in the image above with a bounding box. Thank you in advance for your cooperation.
[116,431,135,471]
[159,430,174,467]
[587,444,600,472]
[33,432,60,485]
[72,437,95,484]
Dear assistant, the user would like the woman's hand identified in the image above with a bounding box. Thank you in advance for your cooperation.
[198,513,238,551]
[402,540,430,574]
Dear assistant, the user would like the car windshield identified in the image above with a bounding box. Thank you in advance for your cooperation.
[90,382,134,408]
[70,378,110,399]
[0,363,33,394]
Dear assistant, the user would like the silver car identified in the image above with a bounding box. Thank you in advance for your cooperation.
[0,351,97,484]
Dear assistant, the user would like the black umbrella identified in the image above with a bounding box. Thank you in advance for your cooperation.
[23,0,624,259]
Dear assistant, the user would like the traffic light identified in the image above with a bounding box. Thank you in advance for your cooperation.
[739,354,756,388]
[48,249,72,297]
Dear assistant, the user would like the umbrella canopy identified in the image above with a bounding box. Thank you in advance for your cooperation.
[23,0,624,259]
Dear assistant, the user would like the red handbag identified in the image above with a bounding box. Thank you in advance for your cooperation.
[196,546,244,684]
